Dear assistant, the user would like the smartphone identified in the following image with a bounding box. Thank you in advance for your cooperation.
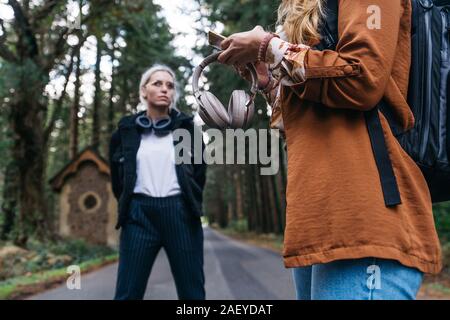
[208,30,226,50]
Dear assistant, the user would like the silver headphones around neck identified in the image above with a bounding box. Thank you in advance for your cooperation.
[135,109,180,136]
[192,51,258,129]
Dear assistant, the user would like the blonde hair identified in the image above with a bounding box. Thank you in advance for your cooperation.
[139,64,180,111]
[277,0,326,45]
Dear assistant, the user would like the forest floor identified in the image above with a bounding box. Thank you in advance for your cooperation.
[213,225,450,300]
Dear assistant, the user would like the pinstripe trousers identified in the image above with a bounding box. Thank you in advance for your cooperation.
[114,193,205,300]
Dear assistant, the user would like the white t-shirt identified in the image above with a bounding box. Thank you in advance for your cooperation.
[133,131,181,197]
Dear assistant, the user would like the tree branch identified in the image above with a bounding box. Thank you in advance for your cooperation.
[43,0,113,72]
[0,18,17,62]
[42,26,71,73]
[8,0,38,58]
[44,44,80,142]
[8,0,28,34]
[31,0,61,27]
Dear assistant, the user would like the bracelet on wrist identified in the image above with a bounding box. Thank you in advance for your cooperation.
[257,32,280,63]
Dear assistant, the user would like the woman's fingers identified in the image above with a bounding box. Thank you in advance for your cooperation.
[219,49,251,65]
[217,51,228,64]
[220,36,232,50]
[218,47,237,64]
[217,27,266,64]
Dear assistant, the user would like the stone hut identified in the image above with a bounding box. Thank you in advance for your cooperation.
[49,147,119,248]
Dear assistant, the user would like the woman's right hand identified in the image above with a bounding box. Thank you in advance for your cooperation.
[218,26,268,65]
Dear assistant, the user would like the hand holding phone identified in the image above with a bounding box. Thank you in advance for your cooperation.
[208,31,226,50]
[208,30,270,88]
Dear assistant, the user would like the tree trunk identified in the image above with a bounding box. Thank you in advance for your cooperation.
[12,95,50,246]
[245,165,255,231]
[120,76,128,116]
[217,166,228,228]
[252,164,263,233]
[1,161,19,240]
[234,169,244,220]
[11,22,50,245]
[260,175,273,233]
[106,35,117,156]
[92,37,102,151]
[69,49,81,159]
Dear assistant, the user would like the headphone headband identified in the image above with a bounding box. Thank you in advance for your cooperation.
[192,52,258,100]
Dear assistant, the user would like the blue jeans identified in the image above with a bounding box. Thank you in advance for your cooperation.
[292,257,424,300]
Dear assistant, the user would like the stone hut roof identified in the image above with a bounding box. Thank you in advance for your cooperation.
[49,147,110,192]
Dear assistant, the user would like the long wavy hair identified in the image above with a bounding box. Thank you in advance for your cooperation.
[277,0,326,45]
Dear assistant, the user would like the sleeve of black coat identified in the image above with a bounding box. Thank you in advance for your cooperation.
[109,130,122,200]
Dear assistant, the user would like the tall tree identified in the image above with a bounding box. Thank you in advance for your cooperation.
[91,36,102,151]
[0,0,113,245]
[69,46,82,159]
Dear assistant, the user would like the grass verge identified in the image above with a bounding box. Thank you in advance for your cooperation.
[0,253,118,300]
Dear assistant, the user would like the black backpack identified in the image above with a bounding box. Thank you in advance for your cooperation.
[318,0,450,205]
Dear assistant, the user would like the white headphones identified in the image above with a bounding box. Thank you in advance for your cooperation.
[192,51,258,129]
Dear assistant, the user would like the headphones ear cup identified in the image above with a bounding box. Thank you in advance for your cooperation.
[244,93,255,128]
[135,114,152,133]
[196,92,221,128]
[199,92,230,129]
[198,103,218,129]
[228,90,248,129]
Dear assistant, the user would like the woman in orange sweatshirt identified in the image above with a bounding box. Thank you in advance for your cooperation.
[218,0,442,300]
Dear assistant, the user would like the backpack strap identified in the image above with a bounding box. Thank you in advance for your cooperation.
[446,7,450,161]
[447,70,450,160]
[364,105,402,206]
[321,0,402,207]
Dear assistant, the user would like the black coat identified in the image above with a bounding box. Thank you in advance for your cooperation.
[109,109,207,230]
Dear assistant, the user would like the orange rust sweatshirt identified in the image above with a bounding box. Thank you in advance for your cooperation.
[270,0,442,274]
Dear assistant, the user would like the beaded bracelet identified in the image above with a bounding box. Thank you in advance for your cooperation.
[257,32,280,63]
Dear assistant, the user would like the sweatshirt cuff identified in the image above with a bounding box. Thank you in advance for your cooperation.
[266,37,289,69]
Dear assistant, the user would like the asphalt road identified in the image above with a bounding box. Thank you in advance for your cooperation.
[27,227,296,300]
